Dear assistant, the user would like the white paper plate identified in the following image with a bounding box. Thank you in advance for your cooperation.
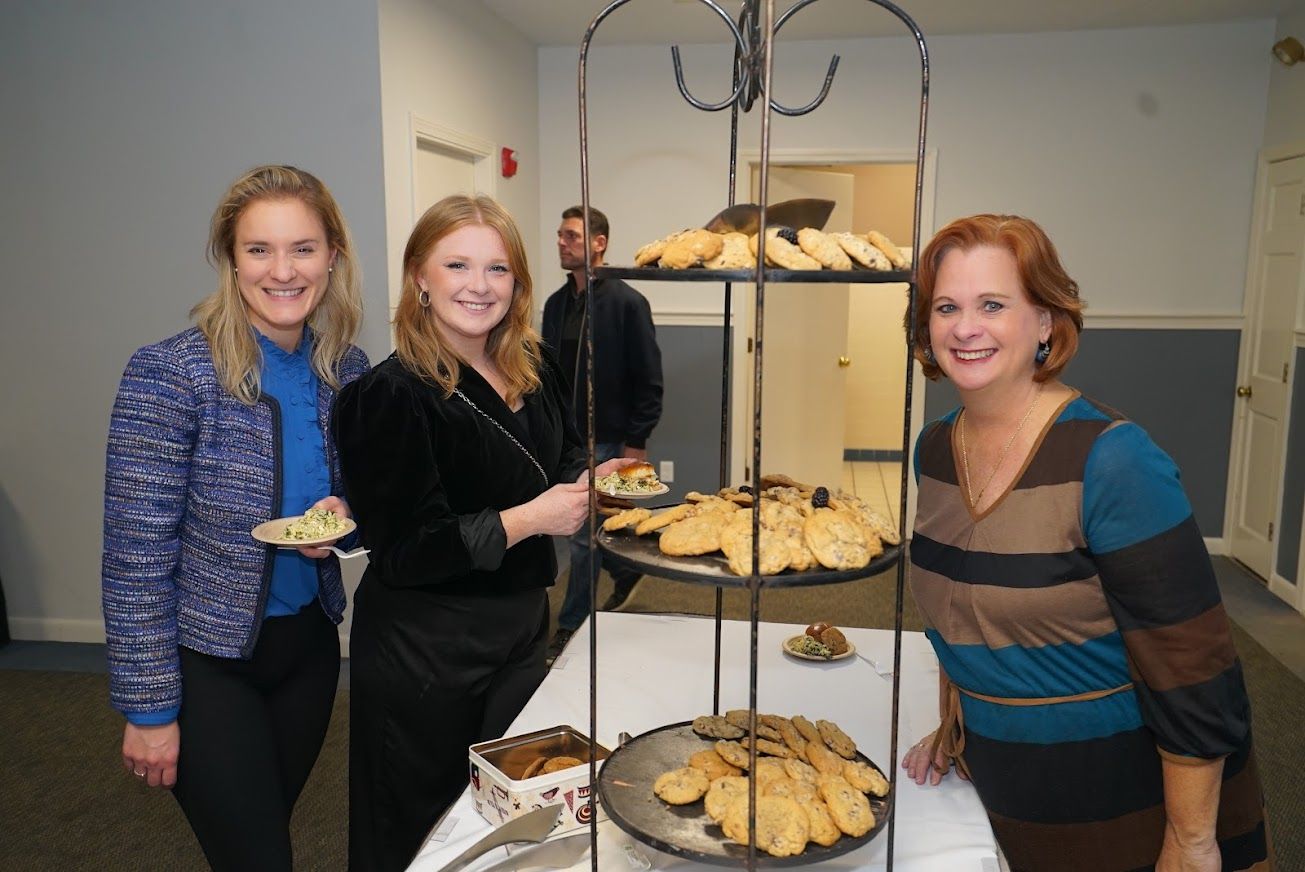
[782,634,856,662]
[251,515,356,548]
[596,483,670,500]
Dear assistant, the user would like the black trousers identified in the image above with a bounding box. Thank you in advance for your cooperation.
[172,605,340,872]
[348,584,549,872]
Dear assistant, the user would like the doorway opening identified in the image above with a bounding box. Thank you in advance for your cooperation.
[732,153,934,530]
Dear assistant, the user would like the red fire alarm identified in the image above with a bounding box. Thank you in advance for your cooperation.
[501,147,518,178]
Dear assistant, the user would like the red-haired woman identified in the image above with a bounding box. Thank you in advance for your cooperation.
[900,214,1270,871]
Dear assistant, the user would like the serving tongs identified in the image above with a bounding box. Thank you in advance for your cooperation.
[703,197,835,235]
[435,803,564,872]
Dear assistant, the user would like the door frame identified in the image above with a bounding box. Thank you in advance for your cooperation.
[730,148,937,525]
[408,114,496,225]
[1225,140,1305,612]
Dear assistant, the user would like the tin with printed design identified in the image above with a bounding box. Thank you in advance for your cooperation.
[468,725,611,834]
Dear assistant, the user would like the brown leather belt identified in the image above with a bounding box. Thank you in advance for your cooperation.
[928,675,1134,779]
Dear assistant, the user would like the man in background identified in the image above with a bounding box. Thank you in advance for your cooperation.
[542,205,663,663]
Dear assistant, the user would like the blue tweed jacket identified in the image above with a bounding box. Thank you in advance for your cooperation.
[102,327,369,719]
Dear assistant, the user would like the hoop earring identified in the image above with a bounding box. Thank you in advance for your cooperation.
[922,346,935,363]
[1035,340,1050,364]
[418,289,431,308]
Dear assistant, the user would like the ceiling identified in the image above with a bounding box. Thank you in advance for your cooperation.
[480,0,1297,47]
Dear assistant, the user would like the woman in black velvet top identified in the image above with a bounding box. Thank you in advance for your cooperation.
[333,194,629,871]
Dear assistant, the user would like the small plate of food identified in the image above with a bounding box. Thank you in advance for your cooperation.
[251,508,356,548]
[594,461,670,499]
[783,622,856,661]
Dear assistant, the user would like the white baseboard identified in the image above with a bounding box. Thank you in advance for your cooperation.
[1203,537,1226,556]
[1269,573,1302,613]
[9,617,106,644]
[10,616,358,657]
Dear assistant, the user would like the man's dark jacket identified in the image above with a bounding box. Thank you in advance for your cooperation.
[541,275,663,449]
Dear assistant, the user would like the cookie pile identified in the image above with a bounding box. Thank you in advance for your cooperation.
[633,227,908,272]
[518,755,584,779]
[601,473,900,575]
[652,711,888,858]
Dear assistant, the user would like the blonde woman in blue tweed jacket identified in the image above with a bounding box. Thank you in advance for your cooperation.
[101,165,368,871]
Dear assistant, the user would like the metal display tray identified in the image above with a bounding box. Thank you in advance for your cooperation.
[597,528,901,588]
[597,722,891,867]
[595,265,912,284]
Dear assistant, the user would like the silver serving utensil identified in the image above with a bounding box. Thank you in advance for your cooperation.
[702,198,836,235]
[479,831,591,872]
[278,544,370,559]
[322,545,369,559]
[436,804,564,872]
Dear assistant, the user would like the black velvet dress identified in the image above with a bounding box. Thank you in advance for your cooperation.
[332,352,586,872]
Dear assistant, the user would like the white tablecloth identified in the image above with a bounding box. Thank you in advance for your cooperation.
[409,612,998,871]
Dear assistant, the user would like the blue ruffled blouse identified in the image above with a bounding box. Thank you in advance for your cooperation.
[257,330,330,618]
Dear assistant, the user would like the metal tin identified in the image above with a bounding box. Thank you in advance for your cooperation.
[469,725,611,835]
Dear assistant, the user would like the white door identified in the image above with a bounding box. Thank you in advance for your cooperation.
[737,166,854,490]
[414,140,478,216]
[1229,154,1305,587]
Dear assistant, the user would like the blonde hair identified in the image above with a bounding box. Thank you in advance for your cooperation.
[393,194,542,405]
[193,165,363,404]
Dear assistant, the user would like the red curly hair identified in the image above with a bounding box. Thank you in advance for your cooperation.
[911,214,1084,382]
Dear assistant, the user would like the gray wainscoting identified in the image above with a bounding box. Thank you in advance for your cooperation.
[1277,347,1305,585]
[921,330,1240,538]
[650,326,1245,541]
[644,325,733,503]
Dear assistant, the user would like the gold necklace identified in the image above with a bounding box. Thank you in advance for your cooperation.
[959,384,1044,509]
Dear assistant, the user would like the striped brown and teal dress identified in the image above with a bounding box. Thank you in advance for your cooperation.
[910,392,1270,872]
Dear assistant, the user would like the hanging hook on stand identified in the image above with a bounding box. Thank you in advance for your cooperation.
[669,0,751,111]
[768,0,840,116]
[668,0,841,117]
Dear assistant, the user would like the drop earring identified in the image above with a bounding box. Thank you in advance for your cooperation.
[922,346,935,363]
[418,286,430,308]
[1035,340,1050,364]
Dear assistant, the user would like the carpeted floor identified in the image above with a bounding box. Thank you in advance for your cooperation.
[1,567,1299,870]
[0,669,348,871]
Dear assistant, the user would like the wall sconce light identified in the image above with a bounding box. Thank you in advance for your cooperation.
[1272,36,1304,66]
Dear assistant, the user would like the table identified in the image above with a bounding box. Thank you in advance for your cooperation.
[410,613,999,871]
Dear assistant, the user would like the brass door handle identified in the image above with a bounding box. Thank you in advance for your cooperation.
[1236,385,1252,398]
[838,356,851,368]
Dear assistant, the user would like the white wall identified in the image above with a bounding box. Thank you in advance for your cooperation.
[538,20,1273,318]
[378,0,541,311]
[1264,7,1305,150]
[0,0,388,641]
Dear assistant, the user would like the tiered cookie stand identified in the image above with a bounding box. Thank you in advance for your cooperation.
[575,1,929,868]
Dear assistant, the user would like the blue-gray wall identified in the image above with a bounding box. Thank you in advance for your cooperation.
[920,330,1240,537]
[645,325,733,503]
[0,0,388,635]
[655,326,1242,540]
[1278,347,1305,585]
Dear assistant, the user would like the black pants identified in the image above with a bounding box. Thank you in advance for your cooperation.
[172,605,340,872]
[348,584,549,872]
